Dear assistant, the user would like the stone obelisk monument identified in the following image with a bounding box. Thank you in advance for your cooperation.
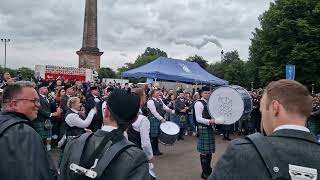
[77,0,103,70]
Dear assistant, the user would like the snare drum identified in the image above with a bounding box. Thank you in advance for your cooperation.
[208,85,252,125]
[159,121,180,145]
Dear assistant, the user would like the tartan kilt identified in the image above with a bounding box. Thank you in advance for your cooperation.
[149,116,161,138]
[197,126,215,154]
[175,114,188,129]
[33,121,52,139]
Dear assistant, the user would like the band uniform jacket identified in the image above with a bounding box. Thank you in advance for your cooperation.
[59,130,150,180]
[0,111,58,180]
[209,129,320,180]
[36,95,52,122]
[61,95,70,115]
[33,95,53,139]
[85,95,103,132]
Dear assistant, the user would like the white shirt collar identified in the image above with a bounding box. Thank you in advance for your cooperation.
[40,94,46,98]
[101,125,118,132]
[70,108,79,113]
[274,125,310,133]
[101,125,128,139]
[201,98,207,102]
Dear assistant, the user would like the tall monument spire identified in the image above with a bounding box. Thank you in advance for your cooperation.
[77,0,103,70]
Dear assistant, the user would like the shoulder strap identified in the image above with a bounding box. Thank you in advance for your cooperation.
[0,119,31,137]
[246,133,290,180]
[93,138,136,179]
[68,133,94,165]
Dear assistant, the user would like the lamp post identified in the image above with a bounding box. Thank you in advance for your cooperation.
[221,50,224,61]
[1,38,10,68]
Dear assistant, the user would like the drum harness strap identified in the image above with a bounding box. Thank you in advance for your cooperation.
[193,100,212,135]
[246,133,317,180]
[68,133,136,179]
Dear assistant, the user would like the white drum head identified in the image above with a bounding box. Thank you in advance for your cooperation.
[160,121,180,135]
[208,87,244,125]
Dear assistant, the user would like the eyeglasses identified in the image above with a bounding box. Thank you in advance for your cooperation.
[15,98,41,106]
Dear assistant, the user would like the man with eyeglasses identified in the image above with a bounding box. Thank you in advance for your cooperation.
[0,81,58,180]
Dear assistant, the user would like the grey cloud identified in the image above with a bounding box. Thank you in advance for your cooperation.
[120,53,128,57]
[0,0,272,70]
[174,36,222,49]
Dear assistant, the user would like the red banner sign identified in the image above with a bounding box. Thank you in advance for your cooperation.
[45,73,86,81]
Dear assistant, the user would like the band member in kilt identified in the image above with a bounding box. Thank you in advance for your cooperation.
[175,90,189,140]
[194,86,224,179]
[147,89,173,156]
[33,81,61,151]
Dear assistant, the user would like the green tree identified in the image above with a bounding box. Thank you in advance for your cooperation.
[117,47,168,77]
[222,50,241,64]
[186,55,208,70]
[249,0,320,87]
[207,50,250,87]
[98,67,116,79]
[17,67,34,78]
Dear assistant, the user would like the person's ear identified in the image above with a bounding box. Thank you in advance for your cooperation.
[104,107,110,118]
[271,100,280,116]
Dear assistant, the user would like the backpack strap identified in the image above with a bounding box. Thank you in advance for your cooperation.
[246,133,290,180]
[67,132,94,165]
[93,138,136,179]
[0,119,31,137]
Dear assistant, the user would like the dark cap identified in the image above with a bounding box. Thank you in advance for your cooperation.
[201,86,210,92]
[90,86,98,91]
[178,89,184,94]
[107,89,140,128]
[106,87,114,93]
[37,81,49,89]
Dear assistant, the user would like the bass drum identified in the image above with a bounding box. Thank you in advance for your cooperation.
[208,85,252,125]
[159,121,180,145]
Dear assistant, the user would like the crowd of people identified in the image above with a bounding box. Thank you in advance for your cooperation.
[0,71,319,180]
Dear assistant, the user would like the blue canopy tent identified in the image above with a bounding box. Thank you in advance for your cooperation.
[121,57,228,85]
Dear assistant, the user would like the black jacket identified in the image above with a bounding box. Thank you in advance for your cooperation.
[85,95,103,132]
[59,130,150,180]
[209,129,320,180]
[35,95,52,122]
[0,111,58,180]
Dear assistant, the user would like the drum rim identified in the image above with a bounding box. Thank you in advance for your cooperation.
[160,121,180,135]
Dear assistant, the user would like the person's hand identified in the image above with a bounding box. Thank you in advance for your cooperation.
[56,107,62,114]
[160,118,166,123]
[80,106,86,112]
[52,111,61,117]
[209,119,215,125]
[214,117,225,125]
[92,106,97,113]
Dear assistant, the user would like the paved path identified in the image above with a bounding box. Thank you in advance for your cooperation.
[154,134,236,180]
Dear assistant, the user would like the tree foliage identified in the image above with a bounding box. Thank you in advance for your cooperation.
[98,67,116,79]
[116,47,167,76]
[249,0,320,87]
[207,50,251,88]
[186,55,209,70]
[0,66,34,80]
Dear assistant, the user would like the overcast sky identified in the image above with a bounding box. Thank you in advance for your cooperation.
[0,0,272,71]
